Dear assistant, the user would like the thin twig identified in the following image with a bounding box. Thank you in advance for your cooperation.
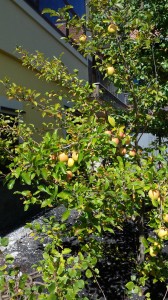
[151,44,158,82]
[29,271,41,277]
[163,286,168,300]
[32,281,46,286]
[93,274,107,300]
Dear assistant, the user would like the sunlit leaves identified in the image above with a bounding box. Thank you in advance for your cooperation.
[0,1,167,299]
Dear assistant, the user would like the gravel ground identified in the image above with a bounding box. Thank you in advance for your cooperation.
[0,207,168,299]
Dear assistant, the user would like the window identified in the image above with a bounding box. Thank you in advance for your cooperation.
[25,0,86,35]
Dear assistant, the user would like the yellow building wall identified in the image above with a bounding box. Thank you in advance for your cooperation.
[0,0,88,78]
[0,0,88,138]
[0,51,59,129]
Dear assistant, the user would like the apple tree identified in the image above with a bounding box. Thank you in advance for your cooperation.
[0,0,168,299]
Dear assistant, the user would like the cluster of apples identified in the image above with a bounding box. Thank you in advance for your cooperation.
[50,151,78,181]
[104,130,136,157]
[149,241,161,257]
[149,226,167,257]
[59,151,78,181]
[148,189,168,241]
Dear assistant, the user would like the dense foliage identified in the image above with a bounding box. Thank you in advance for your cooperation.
[0,0,168,299]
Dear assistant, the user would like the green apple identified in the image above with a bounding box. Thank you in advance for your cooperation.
[149,246,157,257]
[72,151,78,161]
[79,34,87,43]
[107,66,115,75]
[148,189,160,201]
[68,158,75,167]
[163,213,168,223]
[108,24,118,33]
[157,227,168,239]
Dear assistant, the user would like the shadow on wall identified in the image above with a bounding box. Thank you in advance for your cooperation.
[0,181,42,236]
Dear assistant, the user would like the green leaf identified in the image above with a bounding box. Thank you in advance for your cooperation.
[5,254,14,264]
[61,210,70,222]
[7,179,15,190]
[0,237,9,247]
[57,263,64,275]
[95,225,101,233]
[21,190,31,197]
[151,198,159,207]
[66,289,75,300]
[74,279,85,290]
[117,156,124,169]
[48,282,56,293]
[41,168,49,180]
[104,227,114,233]
[115,3,123,9]
[68,268,77,278]
[62,248,71,254]
[147,237,156,243]
[21,172,31,185]
[78,151,83,164]
[104,178,109,190]
[57,191,71,200]
[126,281,135,290]
[85,269,93,278]
[47,294,57,300]
[108,116,115,127]
[24,204,29,211]
[38,185,52,195]
[141,237,148,248]
[131,275,136,281]
[14,167,21,178]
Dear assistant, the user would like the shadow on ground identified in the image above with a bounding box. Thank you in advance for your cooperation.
[0,181,43,236]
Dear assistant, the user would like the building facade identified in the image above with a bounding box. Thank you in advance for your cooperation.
[0,0,88,129]
[0,0,128,127]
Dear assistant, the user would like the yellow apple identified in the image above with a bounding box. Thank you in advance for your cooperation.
[107,66,115,75]
[149,246,157,257]
[146,114,152,121]
[148,189,160,201]
[79,34,87,43]
[119,148,127,155]
[163,213,168,223]
[112,137,119,145]
[104,130,112,136]
[118,132,126,138]
[68,158,75,167]
[66,170,73,181]
[72,151,78,161]
[58,152,68,162]
[50,154,57,160]
[129,149,136,157]
[108,23,118,33]
[157,227,168,239]
[153,242,161,249]
[124,136,131,145]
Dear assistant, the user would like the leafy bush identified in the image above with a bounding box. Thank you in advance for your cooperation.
[0,0,168,298]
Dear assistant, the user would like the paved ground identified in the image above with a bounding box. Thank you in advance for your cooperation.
[0,206,168,299]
